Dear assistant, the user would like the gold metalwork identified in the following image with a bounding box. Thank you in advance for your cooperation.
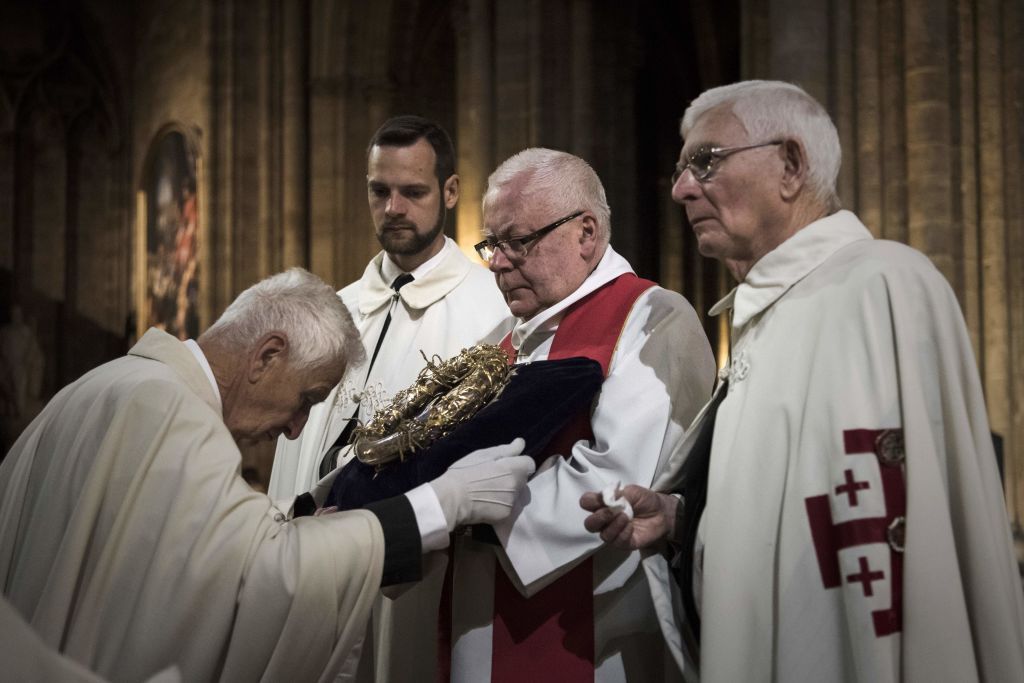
[352,344,513,466]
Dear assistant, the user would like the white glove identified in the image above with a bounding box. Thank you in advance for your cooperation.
[429,438,534,531]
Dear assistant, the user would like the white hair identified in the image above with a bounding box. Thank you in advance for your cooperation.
[200,267,362,371]
[681,80,841,209]
[483,148,612,243]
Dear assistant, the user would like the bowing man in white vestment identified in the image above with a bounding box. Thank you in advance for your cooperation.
[0,268,534,683]
[269,115,510,682]
[582,80,1024,682]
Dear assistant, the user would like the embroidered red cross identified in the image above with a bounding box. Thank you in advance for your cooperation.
[804,428,905,637]
[835,468,870,506]
[846,556,885,596]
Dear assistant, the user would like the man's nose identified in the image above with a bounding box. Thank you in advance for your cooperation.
[487,247,513,272]
[671,167,702,204]
[284,411,310,440]
[385,191,407,216]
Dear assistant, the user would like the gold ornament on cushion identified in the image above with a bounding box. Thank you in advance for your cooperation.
[352,344,513,467]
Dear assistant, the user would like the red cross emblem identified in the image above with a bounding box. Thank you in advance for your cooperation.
[835,468,870,506]
[805,428,906,637]
[846,556,885,596]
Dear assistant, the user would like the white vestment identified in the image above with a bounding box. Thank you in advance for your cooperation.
[650,211,1024,681]
[449,247,716,682]
[0,329,385,683]
[270,237,510,682]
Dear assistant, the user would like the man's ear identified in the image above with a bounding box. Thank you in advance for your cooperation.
[443,174,460,209]
[248,332,288,383]
[578,212,599,260]
[779,139,809,201]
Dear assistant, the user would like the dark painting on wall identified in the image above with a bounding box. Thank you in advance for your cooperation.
[139,129,199,340]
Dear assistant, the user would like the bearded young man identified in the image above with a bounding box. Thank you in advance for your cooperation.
[268,116,510,681]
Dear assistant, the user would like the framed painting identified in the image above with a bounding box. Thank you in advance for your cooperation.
[135,126,202,341]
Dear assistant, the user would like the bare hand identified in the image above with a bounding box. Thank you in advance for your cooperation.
[580,484,679,551]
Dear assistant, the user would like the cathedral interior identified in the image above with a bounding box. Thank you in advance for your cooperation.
[0,0,1021,562]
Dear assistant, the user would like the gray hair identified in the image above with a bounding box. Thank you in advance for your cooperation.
[201,267,362,371]
[483,148,612,243]
[681,80,841,209]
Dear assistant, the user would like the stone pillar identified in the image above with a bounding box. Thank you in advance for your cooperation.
[879,0,908,244]
[281,0,309,269]
[308,0,399,288]
[210,0,236,315]
[829,0,857,208]
[976,0,1014,524]
[854,0,883,234]
[1002,0,1024,540]
[208,0,314,304]
[904,0,957,287]
[453,0,494,258]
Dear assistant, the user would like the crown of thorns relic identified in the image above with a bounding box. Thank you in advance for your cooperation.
[352,344,513,467]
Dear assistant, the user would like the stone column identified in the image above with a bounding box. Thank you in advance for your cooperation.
[1002,0,1024,538]
[453,0,494,257]
[904,0,957,287]
[281,0,308,269]
[308,0,397,288]
[976,0,1014,523]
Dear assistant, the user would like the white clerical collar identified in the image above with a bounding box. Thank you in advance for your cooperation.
[708,210,872,328]
[509,245,634,354]
[184,339,223,410]
[381,236,453,284]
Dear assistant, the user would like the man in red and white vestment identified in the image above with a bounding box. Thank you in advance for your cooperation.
[442,148,717,682]
[582,80,1024,682]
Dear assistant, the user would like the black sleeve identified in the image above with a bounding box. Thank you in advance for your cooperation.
[364,495,423,586]
[292,492,318,518]
[664,493,687,587]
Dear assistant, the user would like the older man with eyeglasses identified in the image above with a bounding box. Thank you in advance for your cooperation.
[582,80,1024,682]
[438,148,716,682]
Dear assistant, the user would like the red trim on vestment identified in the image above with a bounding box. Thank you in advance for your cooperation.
[439,273,656,681]
[489,273,655,681]
[438,544,455,681]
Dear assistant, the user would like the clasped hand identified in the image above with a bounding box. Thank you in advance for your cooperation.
[579,484,680,551]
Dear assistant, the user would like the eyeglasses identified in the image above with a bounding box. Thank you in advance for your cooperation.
[672,140,783,184]
[475,210,584,262]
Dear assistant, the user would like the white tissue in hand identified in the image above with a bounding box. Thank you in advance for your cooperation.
[600,481,634,520]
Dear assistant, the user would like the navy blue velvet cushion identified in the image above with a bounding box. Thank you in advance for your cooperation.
[326,356,603,511]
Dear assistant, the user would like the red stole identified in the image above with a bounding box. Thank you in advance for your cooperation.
[439,273,655,682]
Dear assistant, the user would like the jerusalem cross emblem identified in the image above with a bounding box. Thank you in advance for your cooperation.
[804,428,907,637]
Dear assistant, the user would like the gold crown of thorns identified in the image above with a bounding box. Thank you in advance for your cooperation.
[352,344,514,467]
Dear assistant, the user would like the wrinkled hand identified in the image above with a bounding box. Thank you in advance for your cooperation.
[580,484,679,551]
[429,438,535,531]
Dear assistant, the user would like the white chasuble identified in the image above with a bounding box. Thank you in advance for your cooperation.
[0,329,385,682]
[651,211,1024,682]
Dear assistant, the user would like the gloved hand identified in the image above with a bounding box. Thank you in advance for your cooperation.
[429,438,534,531]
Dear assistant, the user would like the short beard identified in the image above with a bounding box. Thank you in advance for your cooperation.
[376,203,447,256]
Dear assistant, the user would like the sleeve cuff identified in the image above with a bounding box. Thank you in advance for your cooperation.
[364,496,423,586]
[291,492,318,519]
[406,483,451,552]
